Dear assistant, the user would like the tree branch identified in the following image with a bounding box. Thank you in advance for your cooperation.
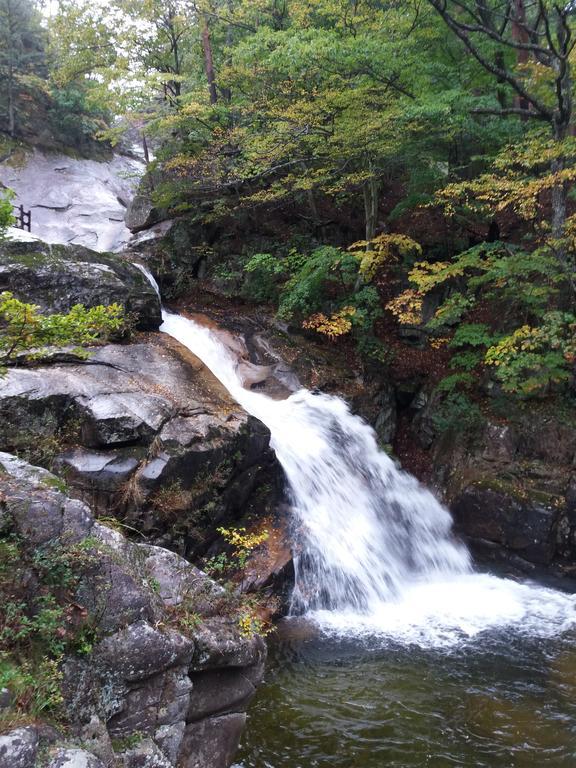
[427,0,554,120]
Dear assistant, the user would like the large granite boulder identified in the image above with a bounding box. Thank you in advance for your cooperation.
[0,333,280,557]
[125,190,161,233]
[0,454,267,768]
[0,240,161,329]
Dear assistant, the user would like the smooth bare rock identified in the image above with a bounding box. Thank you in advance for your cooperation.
[125,192,160,233]
[107,668,192,738]
[178,714,246,768]
[0,339,241,458]
[56,449,140,489]
[186,668,260,722]
[154,723,186,766]
[452,485,558,565]
[46,748,106,768]
[0,727,38,768]
[0,240,161,328]
[0,148,142,252]
[0,452,95,546]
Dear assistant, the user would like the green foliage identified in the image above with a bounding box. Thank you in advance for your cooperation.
[449,324,494,349]
[485,312,576,397]
[0,292,127,372]
[48,83,109,146]
[431,392,483,435]
[278,246,356,321]
[0,531,98,719]
[205,526,269,577]
[0,189,14,239]
[242,252,285,303]
[435,373,475,393]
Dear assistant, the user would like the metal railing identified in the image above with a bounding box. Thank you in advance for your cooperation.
[13,204,31,232]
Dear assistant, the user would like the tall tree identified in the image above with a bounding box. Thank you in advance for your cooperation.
[427,0,576,237]
[0,0,46,136]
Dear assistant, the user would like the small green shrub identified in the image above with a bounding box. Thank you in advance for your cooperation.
[0,292,128,373]
[431,392,483,434]
[0,190,15,239]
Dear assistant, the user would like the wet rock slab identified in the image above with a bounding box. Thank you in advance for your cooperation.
[0,148,142,253]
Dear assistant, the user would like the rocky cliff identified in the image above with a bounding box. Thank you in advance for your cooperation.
[0,453,266,768]
[0,237,277,767]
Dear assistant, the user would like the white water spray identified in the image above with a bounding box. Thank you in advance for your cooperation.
[155,301,576,647]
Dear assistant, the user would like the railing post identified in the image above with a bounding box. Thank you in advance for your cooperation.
[12,203,31,232]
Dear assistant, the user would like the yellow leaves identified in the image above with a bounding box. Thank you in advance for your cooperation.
[302,306,356,338]
[435,131,576,224]
[385,289,423,325]
[349,234,422,280]
[408,259,453,292]
[217,526,269,554]
[430,337,449,349]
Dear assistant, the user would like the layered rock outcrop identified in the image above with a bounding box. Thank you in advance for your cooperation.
[0,453,266,768]
[0,240,161,329]
[0,239,280,558]
[0,333,278,558]
[432,413,576,572]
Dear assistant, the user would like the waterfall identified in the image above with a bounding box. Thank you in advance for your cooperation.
[154,303,576,646]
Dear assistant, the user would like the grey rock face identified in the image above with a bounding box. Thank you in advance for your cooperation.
[0,148,143,253]
[452,486,558,565]
[187,668,261,722]
[0,456,267,768]
[0,240,161,329]
[178,713,247,768]
[191,618,266,671]
[78,716,115,766]
[0,332,279,557]
[95,622,194,683]
[431,412,576,569]
[125,192,160,234]
[120,739,173,768]
[0,727,38,768]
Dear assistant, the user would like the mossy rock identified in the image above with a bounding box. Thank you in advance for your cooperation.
[0,240,161,329]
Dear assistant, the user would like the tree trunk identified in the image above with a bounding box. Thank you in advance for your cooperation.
[511,0,529,114]
[201,14,218,104]
[220,0,233,103]
[551,157,567,240]
[7,60,14,137]
[142,132,150,165]
[363,174,379,245]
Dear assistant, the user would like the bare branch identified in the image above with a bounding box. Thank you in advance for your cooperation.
[427,0,554,120]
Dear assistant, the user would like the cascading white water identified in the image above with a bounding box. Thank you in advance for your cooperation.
[156,304,576,647]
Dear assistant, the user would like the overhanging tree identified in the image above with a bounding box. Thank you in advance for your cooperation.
[0,0,46,137]
[427,0,576,238]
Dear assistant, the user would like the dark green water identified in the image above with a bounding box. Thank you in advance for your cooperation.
[235,619,576,768]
